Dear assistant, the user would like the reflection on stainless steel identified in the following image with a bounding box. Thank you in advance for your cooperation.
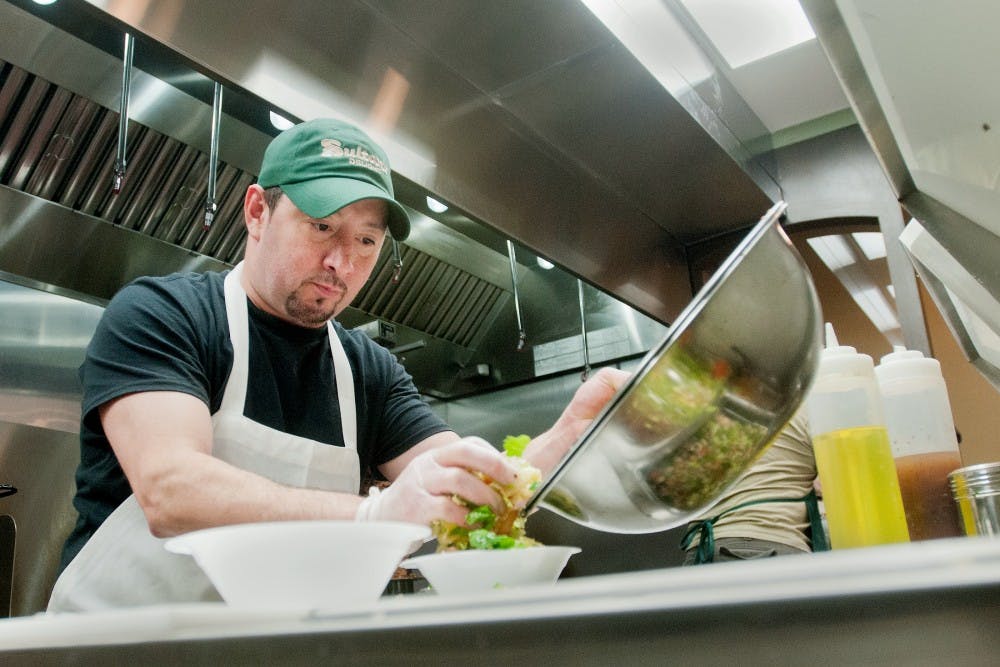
[529,201,823,533]
[0,278,103,615]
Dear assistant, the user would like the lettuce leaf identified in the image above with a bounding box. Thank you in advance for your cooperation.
[502,434,531,458]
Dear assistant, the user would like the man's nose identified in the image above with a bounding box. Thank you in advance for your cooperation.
[323,243,355,273]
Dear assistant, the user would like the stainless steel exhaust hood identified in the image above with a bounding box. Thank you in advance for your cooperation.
[0,0,784,397]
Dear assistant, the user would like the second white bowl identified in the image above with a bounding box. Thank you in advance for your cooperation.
[401,545,580,595]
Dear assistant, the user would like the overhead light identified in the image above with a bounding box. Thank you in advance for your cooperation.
[579,0,715,94]
[854,285,901,334]
[807,235,855,272]
[269,111,295,131]
[536,257,555,270]
[852,232,888,261]
[678,0,815,68]
[32,0,59,5]
[425,196,448,213]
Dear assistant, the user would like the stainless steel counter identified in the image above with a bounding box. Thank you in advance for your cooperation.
[1,537,998,664]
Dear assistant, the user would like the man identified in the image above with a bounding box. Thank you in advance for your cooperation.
[49,118,626,611]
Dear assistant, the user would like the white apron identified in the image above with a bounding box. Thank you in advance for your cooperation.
[49,263,360,612]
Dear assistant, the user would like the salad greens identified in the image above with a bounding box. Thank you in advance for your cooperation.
[431,436,541,551]
[502,434,531,458]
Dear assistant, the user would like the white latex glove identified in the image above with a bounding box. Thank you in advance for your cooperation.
[355,437,519,526]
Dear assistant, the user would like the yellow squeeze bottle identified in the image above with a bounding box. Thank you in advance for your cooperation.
[806,324,909,549]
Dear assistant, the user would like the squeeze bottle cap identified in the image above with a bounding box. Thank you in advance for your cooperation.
[816,322,874,378]
[875,345,942,383]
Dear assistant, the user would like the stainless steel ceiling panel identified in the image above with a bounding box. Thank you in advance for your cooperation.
[0,186,227,303]
[370,0,613,94]
[425,97,693,319]
[493,41,773,243]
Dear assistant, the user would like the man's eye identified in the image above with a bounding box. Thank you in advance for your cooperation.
[312,223,331,233]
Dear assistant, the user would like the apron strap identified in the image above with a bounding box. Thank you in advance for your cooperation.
[804,489,829,552]
[327,323,357,451]
[681,489,827,564]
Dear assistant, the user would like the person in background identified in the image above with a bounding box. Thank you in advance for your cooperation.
[680,411,828,564]
[49,117,628,611]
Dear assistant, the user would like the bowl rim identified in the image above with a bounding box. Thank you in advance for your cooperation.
[400,544,581,569]
[164,519,431,556]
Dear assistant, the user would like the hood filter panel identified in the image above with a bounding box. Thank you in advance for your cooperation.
[0,59,250,264]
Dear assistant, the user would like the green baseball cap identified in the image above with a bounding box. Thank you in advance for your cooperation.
[257,118,410,241]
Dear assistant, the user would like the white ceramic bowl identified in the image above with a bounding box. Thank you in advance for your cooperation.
[165,520,429,609]
[401,546,580,595]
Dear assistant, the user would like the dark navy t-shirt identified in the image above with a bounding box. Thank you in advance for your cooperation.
[61,269,449,569]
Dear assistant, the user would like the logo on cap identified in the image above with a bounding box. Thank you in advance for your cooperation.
[319,138,389,176]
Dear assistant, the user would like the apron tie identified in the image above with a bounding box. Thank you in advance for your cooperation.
[681,489,828,564]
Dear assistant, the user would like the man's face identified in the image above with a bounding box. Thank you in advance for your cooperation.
[244,187,388,328]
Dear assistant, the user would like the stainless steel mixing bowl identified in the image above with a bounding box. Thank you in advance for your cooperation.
[527,201,823,533]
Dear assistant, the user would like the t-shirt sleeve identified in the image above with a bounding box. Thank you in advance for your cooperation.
[80,277,217,420]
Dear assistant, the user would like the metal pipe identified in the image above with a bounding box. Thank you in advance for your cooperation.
[204,81,224,228]
[506,239,527,351]
[578,278,590,381]
[112,32,134,196]
[390,238,403,283]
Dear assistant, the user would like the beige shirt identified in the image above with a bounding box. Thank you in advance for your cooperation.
[688,411,816,552]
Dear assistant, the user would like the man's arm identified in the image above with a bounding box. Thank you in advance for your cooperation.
[102,390,367,537]
[104,390,523,535]
[523,367,630,475]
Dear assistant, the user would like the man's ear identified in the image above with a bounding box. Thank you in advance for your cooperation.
[244,184,268,240]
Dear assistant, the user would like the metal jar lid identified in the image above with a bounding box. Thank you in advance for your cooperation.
[948,462,1000,497]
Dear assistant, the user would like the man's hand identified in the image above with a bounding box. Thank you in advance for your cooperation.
[523,367,631,475]
[357,437,519,526]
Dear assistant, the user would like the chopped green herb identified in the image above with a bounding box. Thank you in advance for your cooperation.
[468,529,517,550]
[502,434,531,458]
[465,505,497,530]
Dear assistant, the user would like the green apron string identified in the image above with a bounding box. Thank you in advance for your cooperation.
[681,489,827,564]
[804,488,829,552]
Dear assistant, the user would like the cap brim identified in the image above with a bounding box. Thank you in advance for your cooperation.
[282,177,410,241]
